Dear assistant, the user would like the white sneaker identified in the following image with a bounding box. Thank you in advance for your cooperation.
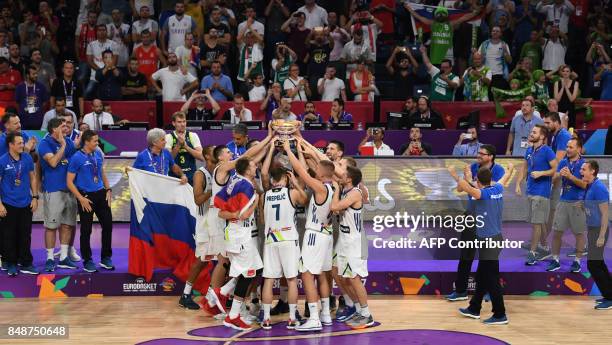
[295,318,322,332]
[213,312,227,320]
[69,248,81,262]
[249,302,261,318]
[320,313,333,326]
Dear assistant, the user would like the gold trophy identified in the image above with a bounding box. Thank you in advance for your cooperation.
[271,119,301,143]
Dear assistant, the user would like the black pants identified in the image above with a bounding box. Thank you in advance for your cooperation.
[455,227,477,293]
[489,75,509,100]
[1,204,33,266]
[78,189,113,261]
[468,234,506,318]
[587,226,611,300]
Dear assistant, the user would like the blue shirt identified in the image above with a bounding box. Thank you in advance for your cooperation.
[510,115,543,157]
[525,144,556,198]
[133,149,173,175]
[474,183,504,238]
[226,141,246,160]
[68,150,105,192]
[328,111,353,124]
[550,128,571,153]
[584,178,610,227]
[470,162,505,183]
[298,112,323,123]
[0,152,35,207]
[0,131,31,157]
[601,70,612,101]
[200,74,234,102]
[15,81,49,129]
[453,141,483,156]
[38,135,77,192]
[557,157,585,201]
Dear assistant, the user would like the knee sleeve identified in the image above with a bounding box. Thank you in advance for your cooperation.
[234,276,254,298]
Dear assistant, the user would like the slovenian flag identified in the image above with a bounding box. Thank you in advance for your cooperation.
[213,174,256,216]
[407,4,483,34]
[128,168,211,291]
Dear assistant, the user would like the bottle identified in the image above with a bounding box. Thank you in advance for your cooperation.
[357,122,363,131]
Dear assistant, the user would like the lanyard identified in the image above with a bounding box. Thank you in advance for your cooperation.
[562,157,581,190]
[63,79,73,96]
[584,178,598,200]
[9,155,22,183]
[25,83,36,97]
[83,150,98,179]
[529,144,543,171]
[147,149,166,174]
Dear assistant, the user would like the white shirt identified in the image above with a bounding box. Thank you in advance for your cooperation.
[174,45,199,78]
[542,38,566,72]
[362,141,394,156]
[227,107,253,124]
[151,67,197,101]
[86,39,119,80]
[283,76,308,101]
[41,109,78,131]
[351,23,380,56]
[0,46,8,58]
[248,85,267,102]
[134,0,154,15]
[132,18,159,36]
[237,20,265,37]
[297,5,328,29]
[106,22,131,67]
[513,110,542,118]
[479,40,509,75]
[166,14,194,53]
[83,111,114,130]
[318,77,345,101]
[536,1,575,34]
[164,131,202,151]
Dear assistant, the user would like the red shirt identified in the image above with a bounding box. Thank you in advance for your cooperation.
[569,0,589,28]
[134,45,159,79]
[0,68,22,102]
[371,0,394,34]
[77,23,97,61]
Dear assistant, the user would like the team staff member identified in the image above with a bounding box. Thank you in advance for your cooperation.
[0,113,37,157]
[0,132,39,276]
[165,112,203,184]
[133,128,188,184]
[449,167,508,325]
[39,118,79,272]
[66,130,114,273]
[582,160,612,310]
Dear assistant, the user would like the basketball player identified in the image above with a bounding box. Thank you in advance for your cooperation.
[260,166,307,329]
[179,145,215,310]
[283,139,335,331]
[330,166,375,329]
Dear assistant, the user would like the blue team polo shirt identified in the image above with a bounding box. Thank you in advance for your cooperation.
[584,178,610,227]
[0,152,35,207]
[133,148,173,175]
[470,162,505,183]
[525,145,556,198]
[0,131,31,157]
[68,150,104,192]
[226,141,247,160]
[557,157,586,201]
[550,128,572,153]
[38,134,76,192]
[473,183,504,238]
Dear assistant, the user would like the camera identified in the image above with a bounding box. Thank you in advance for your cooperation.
[464,133,473,140]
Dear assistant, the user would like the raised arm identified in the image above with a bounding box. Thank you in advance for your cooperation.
[403,3,433,26]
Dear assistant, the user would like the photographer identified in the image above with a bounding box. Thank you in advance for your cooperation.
[386,46,419,100]
[399,127,432,156]
[345,8,383,57]
[271,42,298,85]
[297,0,328,29]
[453,126,483,156]
[359,127,394,156]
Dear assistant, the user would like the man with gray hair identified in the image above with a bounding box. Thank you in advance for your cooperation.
[226,123,249,160]
[133,128,188,184]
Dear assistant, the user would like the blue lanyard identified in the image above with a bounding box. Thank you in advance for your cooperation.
[147,149,166,175]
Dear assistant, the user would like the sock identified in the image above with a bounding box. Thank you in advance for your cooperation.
[321,297,330,315]
[553,255,559,261]
[60,245,69,261]
[46,248,54,261]
[220,278,237,296]
[308,302,319,320]
[343,294,354,307]
[289,303,297,320]
[263,303,271,320]
[280,285,288,302]
[530,250,536,256]
[240,301,247,315]
[574,257,581,263]
[229,299,242,319]
[206,287,216,307]
[360,305,371,317]
[69,246,77,255]
[183,282,193,295]
[355,303,361,313]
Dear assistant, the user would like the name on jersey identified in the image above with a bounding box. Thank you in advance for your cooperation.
[266,194,287,202]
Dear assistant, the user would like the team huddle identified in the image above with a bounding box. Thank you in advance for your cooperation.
[176,127,372,332]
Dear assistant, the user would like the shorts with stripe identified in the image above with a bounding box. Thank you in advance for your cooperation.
[299,229,333,275]
[337,255,368,279]
[263,240,300,279]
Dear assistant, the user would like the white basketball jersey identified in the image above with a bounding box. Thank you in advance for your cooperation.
[224,175,256,250]
[338,188,367,259]
[210,165,229,207]
[264,187,297,243]
[305,183,334,235]
[197,167,212,217]
[167,15,193,53]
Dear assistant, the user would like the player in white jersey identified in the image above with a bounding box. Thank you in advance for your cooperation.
[161,2,196,55]
[179,146,216,310]
[260,167,307,330]
[331,166,374,329]
[283,139,336,331]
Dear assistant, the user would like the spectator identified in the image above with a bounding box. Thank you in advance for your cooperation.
[318,66,347,101]
[595,63,612,100]
[370,0,396,37]
[506,98,543,156]
[103,104,129,125]
[513,95,542,118]
[106,9,131,72]
[409,96,446,130]
[396,97,418,130]
[420,46,460,102]
[15,65,49,130]
[8,44,26,77]
[18,10,38,57]
[85,24,119,99]
[553,64,579,128]
[161,2,197,55]
[200,60,233,102]
[40,97,77,131]
[513,0,538,60]
[328,98,353,124]
[260,82,282,121]
[536,0,574,34]
[236,30,264,84]
[121,57,148,100]
[272,97,297,121]
[486,0,515,27]
[341,30,375,78]
[237,6,265,39]
[82,99,114,130]
[50,61,84,119]
[133,30,166,87]
[541,26,567,72]
[298,0,328,29]
[509,57,534,87]
[462,52,492,102]
[271,43,297,85]
[349,59,377,102]
[283,64,311,101]
[520,31,543,71]
[328,12,350,64]
[30,49,55,93]
[34,21,60,67]
[76,10,99,86]
[298,101,323,123]
[305,27,333,99]
[399,127,432,156]
[131,6,158,46]
[386,46,419,101]
[180,89,221,121]
[0,56,21,102]
[264,0,291,66]
[546,98,569,128]
[0,29,9,58]
[345,9,383,58]
[95,50,123,101]
[281,12,311,71]
[204,6,232,46]
[222,94,253,124]
[478,26,513,91]
[359,127,394,156]
[227,123,249,159]
[175,32,200,78]
[200,28,228,76]
[164,112,204,182]
[585,42,611,98]
[78,122,90,132]
[245,73,267,102]
[211,3,237,29]
[453,126,483,156]
[152,52,198,102]
[131,0,155,16]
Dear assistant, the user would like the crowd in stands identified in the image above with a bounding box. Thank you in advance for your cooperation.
[0,0,609,131]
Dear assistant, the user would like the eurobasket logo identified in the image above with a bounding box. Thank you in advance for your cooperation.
[123,277,158,293]
[161,278,176,293]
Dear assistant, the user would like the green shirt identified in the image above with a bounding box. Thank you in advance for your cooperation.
[462,65,491,101]
[274,55,293,85]
[430,21,453,65]
[531,82,550,102]
[429,65,459,101]
[520,42,542,70]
